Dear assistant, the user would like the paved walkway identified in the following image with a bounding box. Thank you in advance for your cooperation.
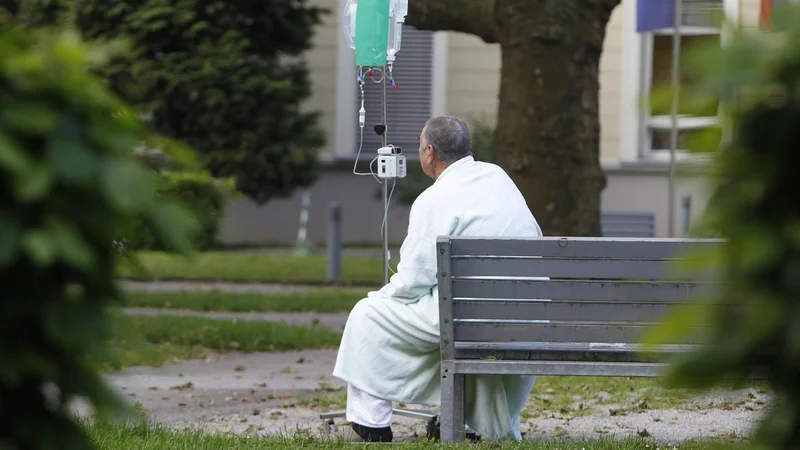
[123,307,350,331]
[121,280,375,294]
[227,247,399,259]
[72,350,764,443]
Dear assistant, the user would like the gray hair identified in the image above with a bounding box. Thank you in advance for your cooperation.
[421,116,472,164]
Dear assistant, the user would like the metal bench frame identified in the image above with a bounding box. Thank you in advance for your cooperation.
[435,236,725,443]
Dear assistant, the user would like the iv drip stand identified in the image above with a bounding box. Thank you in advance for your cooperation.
[381,66,390,285]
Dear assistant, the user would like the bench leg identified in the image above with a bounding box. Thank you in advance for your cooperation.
[440,369,465,443]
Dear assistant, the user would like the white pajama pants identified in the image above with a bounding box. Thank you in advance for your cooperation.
[346,384,393,428]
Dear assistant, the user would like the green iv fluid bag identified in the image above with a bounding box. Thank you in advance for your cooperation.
[354,0,390,67]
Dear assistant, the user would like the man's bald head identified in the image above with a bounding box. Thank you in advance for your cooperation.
[420,116,472,164]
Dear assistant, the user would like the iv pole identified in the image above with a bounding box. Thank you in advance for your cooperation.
[381,69,390,285]
[319,3,444,437]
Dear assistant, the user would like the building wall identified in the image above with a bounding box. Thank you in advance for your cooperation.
[445,33,501,125]
[740,0,761,27]
[218,167,413,247]
[601,166,713,237]
[216,166,711,246]
[303,0,340,156]
[599,6,625,162]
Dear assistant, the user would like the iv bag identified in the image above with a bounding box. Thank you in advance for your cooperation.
[387,19,401,60]
[393,0,408,17]
[343,0,357,50]
[387,0,408,62]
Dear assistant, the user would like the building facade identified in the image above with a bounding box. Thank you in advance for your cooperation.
[217,0,764,247]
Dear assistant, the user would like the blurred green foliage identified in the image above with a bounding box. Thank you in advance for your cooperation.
[646,5,800,449]
[3,0,328,204]
[387,118,496,205]
[122,171,230,251]
[0,24,198,449]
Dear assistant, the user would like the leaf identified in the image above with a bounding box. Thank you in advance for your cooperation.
[21,230,56,266]
[0,99,59,134]
[46,132,97,184]
[0,133,33,173]
[45,218,95,269]
[101,157,153,213]
[14,163,53,202]
[641,299,713,349]
[147,202,199,254]
[0,214,21,267]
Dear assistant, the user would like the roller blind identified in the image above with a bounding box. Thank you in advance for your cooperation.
[356,25,433,158]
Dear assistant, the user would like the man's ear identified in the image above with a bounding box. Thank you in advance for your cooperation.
[426,145,436,161]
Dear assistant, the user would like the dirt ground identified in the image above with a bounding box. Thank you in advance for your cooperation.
[74,349,766,444]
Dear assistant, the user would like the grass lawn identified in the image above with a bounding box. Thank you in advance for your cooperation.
[105,314,342,370]
[118,251,384,284]
[124,290,363,313]
[87,422,744,449]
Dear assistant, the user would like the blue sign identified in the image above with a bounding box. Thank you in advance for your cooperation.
[637,0,675,32]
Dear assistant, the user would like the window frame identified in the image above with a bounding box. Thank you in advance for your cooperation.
[638,23,723,161]
[618,0,739,164]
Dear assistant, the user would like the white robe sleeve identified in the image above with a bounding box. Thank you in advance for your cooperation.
[373,192,457,303]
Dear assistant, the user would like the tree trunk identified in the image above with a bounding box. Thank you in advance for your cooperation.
[409,0,618,236]
[493,0,615,236]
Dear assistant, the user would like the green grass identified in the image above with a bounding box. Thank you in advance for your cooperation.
[124,290,363,313]
[118,251,384,284]
[87,422,745,449]
[105,314,342,370]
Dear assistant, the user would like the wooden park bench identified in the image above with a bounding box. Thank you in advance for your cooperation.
[320,235,730,442]
[435,236,723,443]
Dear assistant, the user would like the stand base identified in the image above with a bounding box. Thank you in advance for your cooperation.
[319,408,480,441]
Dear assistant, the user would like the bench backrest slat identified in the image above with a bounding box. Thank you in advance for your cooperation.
[451,279,710,302]
[452,322,701,344]
[450,257,708,280]
[448,237,719,259]
[453,300,675,322]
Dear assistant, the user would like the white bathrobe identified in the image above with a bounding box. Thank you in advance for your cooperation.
[332,156,543,441]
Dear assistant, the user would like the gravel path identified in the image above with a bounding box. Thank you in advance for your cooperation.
[73,350,766,444]
[123,307,350,331]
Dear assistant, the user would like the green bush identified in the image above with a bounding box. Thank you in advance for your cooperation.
[123,172,229,251]
[648,6,800,449]
[0,24,197,450]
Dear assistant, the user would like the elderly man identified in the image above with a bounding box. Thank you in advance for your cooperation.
[332,116,543,442]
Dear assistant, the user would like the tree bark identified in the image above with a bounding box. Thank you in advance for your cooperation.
[408,0,619,236]
[408,0,499,43]
[493,0,617,236]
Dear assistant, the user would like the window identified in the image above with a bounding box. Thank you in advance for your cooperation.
[356,25,433,159]
[761,0,800,30]
[638,0,725,159]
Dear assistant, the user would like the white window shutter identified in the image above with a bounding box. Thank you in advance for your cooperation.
[681,0,724,27]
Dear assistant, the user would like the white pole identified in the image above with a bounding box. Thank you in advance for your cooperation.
[295,190,311,256]
[668,0,682,238]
